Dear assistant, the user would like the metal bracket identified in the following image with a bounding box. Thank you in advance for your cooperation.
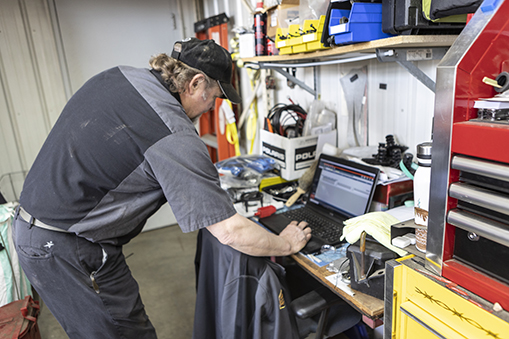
[376,47,449,93]
[270,67,317,98]
[249,54,377,99]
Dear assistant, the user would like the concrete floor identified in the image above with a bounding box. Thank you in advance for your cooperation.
[35,225,378,339]
[37,224,198,339]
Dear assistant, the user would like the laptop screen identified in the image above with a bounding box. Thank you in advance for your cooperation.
[308,155,379,218]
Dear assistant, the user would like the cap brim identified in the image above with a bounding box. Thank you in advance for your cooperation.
[217,80,242,104]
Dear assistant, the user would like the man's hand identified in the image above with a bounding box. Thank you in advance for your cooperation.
[208,214,311,257]
[279,220,312,254]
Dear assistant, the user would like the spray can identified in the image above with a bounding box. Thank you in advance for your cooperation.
[254,1,267,56]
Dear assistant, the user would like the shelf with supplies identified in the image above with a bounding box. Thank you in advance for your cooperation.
[241,35,458,96]
[242,35,457,63]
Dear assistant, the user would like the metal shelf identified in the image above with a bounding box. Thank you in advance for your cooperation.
[241,35,458,96]
[242,35,457,63]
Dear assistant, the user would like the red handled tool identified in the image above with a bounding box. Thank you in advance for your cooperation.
[255,205,276,218]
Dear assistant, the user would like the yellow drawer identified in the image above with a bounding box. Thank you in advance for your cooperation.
[392,264,509,339]
[292,43,308,54]
[306,41,328,52]
[398,301,467,338]
[303,19,319,33]
[285,36,303,47]
[275,27,289,49]
[278,46,293,55]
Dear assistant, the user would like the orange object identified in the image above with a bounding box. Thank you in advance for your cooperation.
[265,118,274,133]
[195,13,238,163]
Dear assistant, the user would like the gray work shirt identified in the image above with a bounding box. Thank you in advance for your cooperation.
[19,66,236,245]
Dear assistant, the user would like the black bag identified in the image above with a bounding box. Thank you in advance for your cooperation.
[382,0,466,35]
[429,0,483,20]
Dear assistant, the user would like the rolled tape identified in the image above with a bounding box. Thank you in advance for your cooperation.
[495,71,509,93]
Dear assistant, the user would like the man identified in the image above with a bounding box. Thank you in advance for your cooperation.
[13,38,311,338]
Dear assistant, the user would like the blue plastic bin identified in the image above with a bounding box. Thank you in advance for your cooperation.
[329,3,393,45]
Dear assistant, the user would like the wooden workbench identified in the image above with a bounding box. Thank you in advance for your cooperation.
[291,252,385,320]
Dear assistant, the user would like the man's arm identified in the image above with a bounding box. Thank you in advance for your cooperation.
[206,213,311,256]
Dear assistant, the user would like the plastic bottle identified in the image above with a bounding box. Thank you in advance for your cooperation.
[254,1,267,56]
[413,142,432,252]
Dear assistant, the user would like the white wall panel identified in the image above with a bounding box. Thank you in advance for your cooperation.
[22,0,68,127]
[52,0,186,230]
[245,57,437,159]
[178,0,196,38]
[1,0,187,228]
[366,59,437,154]
[54,0,184,91]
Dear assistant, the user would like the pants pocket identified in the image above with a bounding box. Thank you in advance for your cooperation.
[13,217,53,260]
[76,237,109,294]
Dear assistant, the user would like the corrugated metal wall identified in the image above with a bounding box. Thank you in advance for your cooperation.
[0,0,66,201]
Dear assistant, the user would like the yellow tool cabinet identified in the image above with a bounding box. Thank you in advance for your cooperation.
[385,258,509,339]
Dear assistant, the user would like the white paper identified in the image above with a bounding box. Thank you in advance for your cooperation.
[474,99,509,109]
[385,205,414,222]
[325,274,355,297]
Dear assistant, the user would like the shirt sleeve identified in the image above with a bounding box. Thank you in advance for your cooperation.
[144,129,236,233]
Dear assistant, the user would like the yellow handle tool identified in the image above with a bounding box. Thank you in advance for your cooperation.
[222,100,241,156]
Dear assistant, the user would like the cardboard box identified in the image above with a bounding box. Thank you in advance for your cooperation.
[267,0,299,38]
[260,129,336,180]
[266,6,279,39]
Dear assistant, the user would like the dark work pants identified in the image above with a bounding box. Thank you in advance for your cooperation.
[12,212,157,339]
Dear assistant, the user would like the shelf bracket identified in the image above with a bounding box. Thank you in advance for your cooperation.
[376,47,449,93]
[271,67,317,98]
[249,54,377,99]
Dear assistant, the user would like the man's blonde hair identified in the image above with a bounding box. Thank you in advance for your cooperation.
[149,53,213,93]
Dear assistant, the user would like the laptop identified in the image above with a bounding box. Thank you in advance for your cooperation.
[259,154,380,254]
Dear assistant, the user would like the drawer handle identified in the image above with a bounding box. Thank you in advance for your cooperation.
[452,156,509,182]
[399,306,447,339]
[447,209,509,248]
[449,182,509,216]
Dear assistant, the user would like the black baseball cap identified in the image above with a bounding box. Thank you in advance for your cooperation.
[171,38,241,104]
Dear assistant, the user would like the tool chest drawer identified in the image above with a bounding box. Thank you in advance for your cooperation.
[386,259,509,339]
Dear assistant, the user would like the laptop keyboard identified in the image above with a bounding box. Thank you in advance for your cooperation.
[283,208,343,244]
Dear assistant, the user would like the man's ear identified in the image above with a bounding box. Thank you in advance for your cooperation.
[188,74,206,95]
